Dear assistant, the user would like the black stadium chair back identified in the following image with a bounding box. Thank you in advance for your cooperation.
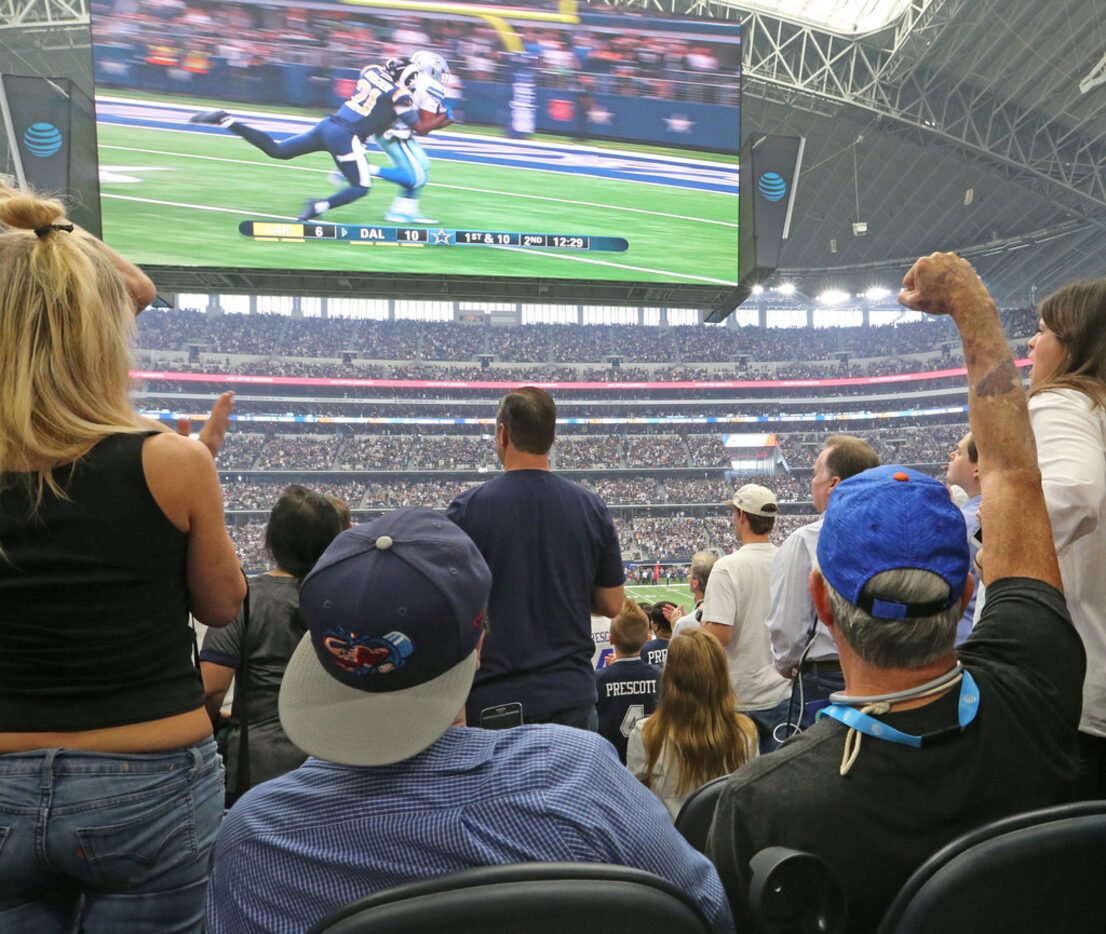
[308,862,716,934]
[674,774,729,852]
[749,847,847,934]
[876,800,1106,934]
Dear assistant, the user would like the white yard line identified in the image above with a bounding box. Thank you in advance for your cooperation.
[101,143,737,227]
[97,124,739,195]
[97,94,741,169]
[101,193,736,284]
[487,243,737,286]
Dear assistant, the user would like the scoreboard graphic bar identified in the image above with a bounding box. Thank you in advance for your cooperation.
[239,221,628,252]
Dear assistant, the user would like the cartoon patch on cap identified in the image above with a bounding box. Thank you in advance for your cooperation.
[323,628,414,676]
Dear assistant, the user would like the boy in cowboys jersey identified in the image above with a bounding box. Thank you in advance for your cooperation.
[189,63,418,222]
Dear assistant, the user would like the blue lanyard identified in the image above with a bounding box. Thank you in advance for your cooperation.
[819,671,980,748]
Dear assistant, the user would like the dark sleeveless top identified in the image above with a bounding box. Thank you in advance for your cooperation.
[0,431,203,731]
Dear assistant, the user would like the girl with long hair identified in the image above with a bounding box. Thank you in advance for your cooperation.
[0,187,245,931]
[1025,280,1106,797]
[627,628,759,819]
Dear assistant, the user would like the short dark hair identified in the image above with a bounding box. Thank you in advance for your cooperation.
[965,434,978,464]
[823,435,880,482]
[649,601,675,635]
[739,509,776,536]
[496,387,556,455]
[325,495,352,530]
[265,485,343,578]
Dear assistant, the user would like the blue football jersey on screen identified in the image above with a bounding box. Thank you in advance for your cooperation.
[335,65,416,136]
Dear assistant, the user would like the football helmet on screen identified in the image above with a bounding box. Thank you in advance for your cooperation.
[385,56,420,90]
[410,50,450,82]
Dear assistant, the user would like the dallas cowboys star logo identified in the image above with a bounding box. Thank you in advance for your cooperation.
[433,227,451,245]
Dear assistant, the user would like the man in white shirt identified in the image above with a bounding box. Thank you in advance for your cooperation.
[764,437,879,717]
[668,549,717,638]
[946,431,982,644]
[701,484,791,752]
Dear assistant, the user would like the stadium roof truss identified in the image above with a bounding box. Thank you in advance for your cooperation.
[598,0,1106,226]
[0,0,88,30]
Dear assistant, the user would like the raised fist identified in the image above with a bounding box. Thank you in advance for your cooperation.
[898,252,991,317]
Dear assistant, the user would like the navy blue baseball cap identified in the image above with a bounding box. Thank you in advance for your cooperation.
[279,507,492,765]
[817,465,970,620]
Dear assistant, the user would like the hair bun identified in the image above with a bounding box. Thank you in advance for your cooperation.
[0,185,67,233]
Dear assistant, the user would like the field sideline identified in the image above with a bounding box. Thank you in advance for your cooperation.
[625,583,696,608]
[97,97,739,284]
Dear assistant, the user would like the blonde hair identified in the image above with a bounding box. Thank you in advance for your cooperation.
[610,599,650,655]
[641,628,757,796]
[0,186,152,504]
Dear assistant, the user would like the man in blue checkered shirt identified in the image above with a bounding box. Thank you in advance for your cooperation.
[206,509,734,934]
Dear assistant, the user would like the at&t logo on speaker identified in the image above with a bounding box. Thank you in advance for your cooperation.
[757,171,788,202]
[23,122,64,157]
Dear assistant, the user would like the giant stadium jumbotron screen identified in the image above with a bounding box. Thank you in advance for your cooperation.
[90,0,740,290]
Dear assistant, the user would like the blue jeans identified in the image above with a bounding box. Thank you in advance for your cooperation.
[746,696,795,754]
[0,738,223,934]
[526,703,599,732]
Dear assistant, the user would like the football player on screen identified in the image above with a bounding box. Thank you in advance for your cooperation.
[188,63,419,222]
[370,51,455,225]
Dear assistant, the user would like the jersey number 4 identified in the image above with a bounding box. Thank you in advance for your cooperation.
[620,704,646,739]
[347,78,382,117]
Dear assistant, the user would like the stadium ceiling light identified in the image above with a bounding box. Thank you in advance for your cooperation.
[817,289,850,305]
[864,286,892,301]
[751,284,765,295]
[776,282,796,296]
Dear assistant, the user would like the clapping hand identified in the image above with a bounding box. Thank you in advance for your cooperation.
[177,391,235,459]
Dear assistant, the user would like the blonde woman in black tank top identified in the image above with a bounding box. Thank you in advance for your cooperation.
[0,186,245,932]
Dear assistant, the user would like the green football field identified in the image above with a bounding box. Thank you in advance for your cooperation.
[625,583,696,608]
[97,117,739,285]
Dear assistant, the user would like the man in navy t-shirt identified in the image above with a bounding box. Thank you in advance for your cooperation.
[596,599,660,763]
[447,388,625,729]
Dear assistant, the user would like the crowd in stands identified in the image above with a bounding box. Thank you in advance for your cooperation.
[579,477,661,505]
[361,479,473,509]
[222,480,364,512]
[92,0,739,103]
[218,425,966,475]
[253,435,338,470]
[221,475,821,562]
[662,477,734,504]
[632,516,711,558]
[624,434,691,468]
[209,431,266,469]
[332,434,413,470]
[554,434,623,468]
[406,435,500,471]
[133,307,1037,367]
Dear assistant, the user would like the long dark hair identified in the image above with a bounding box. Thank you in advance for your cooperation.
[1029,279,1106,409]
[264,485,342,578]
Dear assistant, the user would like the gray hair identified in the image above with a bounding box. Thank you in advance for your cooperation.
[815,560,961,670]
[690,550,718,590]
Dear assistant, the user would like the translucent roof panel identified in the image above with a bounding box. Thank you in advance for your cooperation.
[736,0,913,34]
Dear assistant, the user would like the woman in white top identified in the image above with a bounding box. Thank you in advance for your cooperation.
[627,628,758,820]
[1026,280,1106,797]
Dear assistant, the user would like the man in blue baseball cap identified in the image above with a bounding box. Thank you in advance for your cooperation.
[205,508,733,934]
[708,253,1084,932]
